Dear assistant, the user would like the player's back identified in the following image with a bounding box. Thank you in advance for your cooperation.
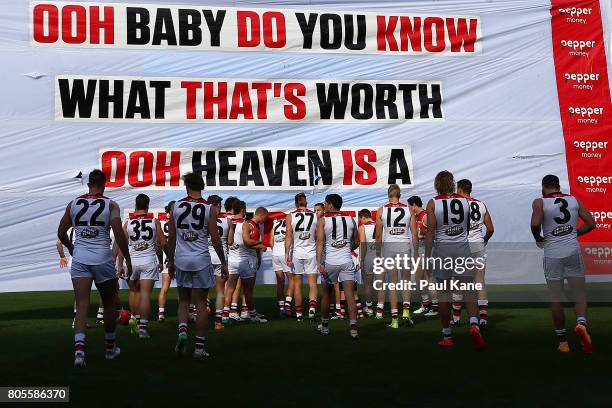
[380,202,412,242]
[290,208,317,259]
[542,193,579,257]
[173,197,211,270]
[271,217,287,257]
[467,198,487,243]
[363,221,376,244]
[127,212,158,265]
[229,218,257,260]
[433,194,470,244]
[209,212,229,264]
[324,212,355,265]
[70,193,113,265]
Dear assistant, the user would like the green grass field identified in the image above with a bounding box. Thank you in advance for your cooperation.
[1,286,611,407]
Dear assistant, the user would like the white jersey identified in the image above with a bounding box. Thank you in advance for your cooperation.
[542,193,580,258]
[70,193,116,265]
[467,198,488,243]
[173,197,211,271]
[209,213,229,265]
[271,217,287,257]
[363,221,376,243]
[228,218,257,261]
[323,212,355,265]
[381,202,412,243]
[433,194,470,244]
[127,213,158,266]
[290,208,317,259]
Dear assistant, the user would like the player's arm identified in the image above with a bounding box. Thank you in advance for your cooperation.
[375,206,383,256]
[358,225,366,266]
[208,206,228,277]
[530,198,544,244]
[166,203,177,279]
[243,223,264,249]
[56,238,69,268]
[155,219,165,269]
[227,222,235,247]
[577,200,596,236]
[410,212,419,256]
[57,203,74,256]
[350,218,359,251]
[284,214,293,264]
[110,202,132,278]
[316,217,325,273]
[424,199,436,260]
[116,221,128,278]
[483,209,494,244]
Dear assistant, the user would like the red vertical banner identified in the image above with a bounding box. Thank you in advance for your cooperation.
[550,0,612,273]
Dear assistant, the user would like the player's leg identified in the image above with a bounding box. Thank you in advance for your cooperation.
[214,270,226,330]
[274,269,286,317]
[284,272,295,317]
[193,287,210,358]
[158,272,171,321]
[437,281,453,347]
[137,279,155,338]
[307,274,319,321]
[567,276,592,353]
[400,268,414,325]
[362,271,374,317]
[462,278,486,351]
[72,277,93,366]
[375,275,385,319]
[175,284,191,356]
[127,278,140,334]
[95,296,105,325]
[413,265,430,315]
[387,268,399,328]
[318,282,333,335]
[474,262,488,327]
[222,273,239,325]
[424,268,439,317]
[332,282,342,319]
[292,269,304,321]
[229,277,242,321]
[546,278,569,352]
[342,280,359,339]
[189,290,197,324]
[96,277,121,360]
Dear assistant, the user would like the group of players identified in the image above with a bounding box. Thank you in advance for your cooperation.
[57,168,596,366]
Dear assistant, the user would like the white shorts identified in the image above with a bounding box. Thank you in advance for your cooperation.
[176,265,214,289]
[272,255,290,273]
[293,257,317,275]
[131,262,159,281]
[382,243,413,263]
[228,258,258,279]
[544,251,584,281]
[71,259,117,284]
[323,262,356,284]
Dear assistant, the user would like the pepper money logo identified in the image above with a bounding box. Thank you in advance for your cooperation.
[557,7,592,24]
[576,175,612,193]
[573,140,608,159]
[564,72,600,91]
[593,210,612,230]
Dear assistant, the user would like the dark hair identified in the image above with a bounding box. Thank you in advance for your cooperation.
[314,203,324,209]
[358,209,371,218]
[87,169,107,188]
[295,192,307,207]
[434,171,455,195]
[232,199,246,214]
[165,200,175,214]
[208,195,222,206]
[135,193,150,210]
[542,174,560,190]
[387,184,401,198]
[407,196,423,207]
[183,172,204,191]
[224,196,237,212]
[457,179,473,195]
[325,194,343,210]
